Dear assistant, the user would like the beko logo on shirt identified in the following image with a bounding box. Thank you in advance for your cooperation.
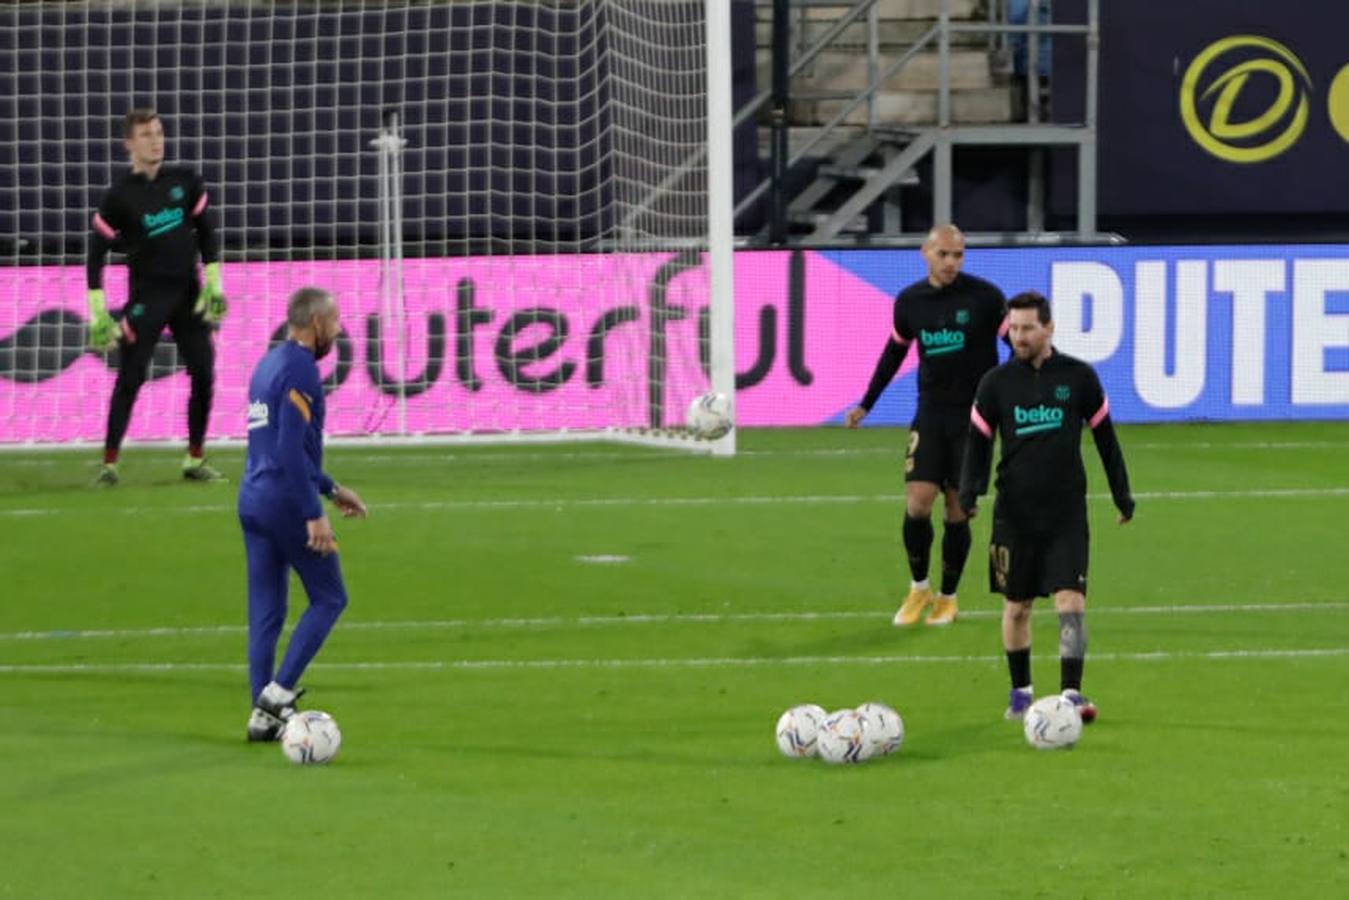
[1012,404,1064,435]
[919,328,966,356]
[247,400,270,430]
[143,207,184,237]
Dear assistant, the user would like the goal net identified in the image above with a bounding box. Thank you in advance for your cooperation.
[0,0,735,453]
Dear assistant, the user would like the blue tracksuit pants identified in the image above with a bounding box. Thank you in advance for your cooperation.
[239,509,348,703]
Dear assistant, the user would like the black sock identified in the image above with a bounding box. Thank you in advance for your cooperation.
[902,514,934,582]
[1058,611,1087,692]
[940,519,972,595]
[1061,657,1084,692]
[1007,648,1031,690]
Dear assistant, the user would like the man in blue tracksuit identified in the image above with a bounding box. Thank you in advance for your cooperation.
[238,286,366,741]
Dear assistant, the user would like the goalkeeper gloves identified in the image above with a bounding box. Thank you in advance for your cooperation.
[194,262,228,325]
[86,289,120,351]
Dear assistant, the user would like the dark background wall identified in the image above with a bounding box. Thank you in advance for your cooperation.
[0,1,761,261]
[1051,0,1349,241]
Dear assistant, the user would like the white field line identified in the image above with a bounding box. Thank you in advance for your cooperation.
[340,440,1347,461]
[1,645,1347,675]
[1,601,1344,643]
[4,440,1341,466]
[2,486,1347,519]
[333,441,1347,463]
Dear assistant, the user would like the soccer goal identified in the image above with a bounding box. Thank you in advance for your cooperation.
[0,0,736,455]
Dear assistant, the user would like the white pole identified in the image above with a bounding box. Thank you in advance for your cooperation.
[705,0,736,457]
[388,113,408,437]
[370,116,408,436]
[371,130,391,431]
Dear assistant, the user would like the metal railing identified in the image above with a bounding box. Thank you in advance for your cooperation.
[743,0,1107,244]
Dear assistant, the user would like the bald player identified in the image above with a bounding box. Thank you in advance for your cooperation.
[846,225,1007,627]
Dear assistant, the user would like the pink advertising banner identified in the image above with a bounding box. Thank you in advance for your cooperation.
[0,251,905,443]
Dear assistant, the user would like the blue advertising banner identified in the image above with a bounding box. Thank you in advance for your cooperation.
[1053,0,1349,215]
[820,245,1349,424]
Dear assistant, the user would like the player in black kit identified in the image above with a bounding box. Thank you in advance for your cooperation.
[958,291,1135,724]
[847,225,1006,627]
[87,109,228,486]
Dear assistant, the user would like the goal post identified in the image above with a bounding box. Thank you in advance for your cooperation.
[704,0,737,458]
[0,0,736,454]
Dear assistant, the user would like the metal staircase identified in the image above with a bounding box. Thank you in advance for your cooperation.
[737,0,1107,245]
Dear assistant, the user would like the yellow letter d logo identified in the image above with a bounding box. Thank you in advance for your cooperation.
[1180,35,1311,163]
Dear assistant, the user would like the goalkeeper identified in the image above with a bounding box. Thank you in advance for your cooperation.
[86,109,228,485]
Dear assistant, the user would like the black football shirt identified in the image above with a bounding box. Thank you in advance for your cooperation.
[860,272,1006,413]
[87,166,217,292]
[959,348,1134,530]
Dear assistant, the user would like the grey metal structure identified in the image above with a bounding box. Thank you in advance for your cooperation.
[739,0,1106,246]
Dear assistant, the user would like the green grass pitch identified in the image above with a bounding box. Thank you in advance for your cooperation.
[1,423,1346,897]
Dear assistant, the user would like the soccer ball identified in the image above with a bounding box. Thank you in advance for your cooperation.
[856,701,905,757]
[775,703,827,758]
[686,391,733,439]
[1022,695,1083,751]
[816,709,868,764]
[280,710,342,765]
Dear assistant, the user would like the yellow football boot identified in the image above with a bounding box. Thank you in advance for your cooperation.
[926,594,959,626]
[892,585,935,627]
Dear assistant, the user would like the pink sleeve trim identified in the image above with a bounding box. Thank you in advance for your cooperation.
[191,192,209,216]
[92,213,118,239]
[970,406,993,438]
[997,315,1010,337]
[1088,396,1110,429]
[891,328,910,346]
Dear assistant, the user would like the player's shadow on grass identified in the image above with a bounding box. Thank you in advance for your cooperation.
[450,734,857,769]
[448,714,1017,768]
[9,735,261,803]
[895,719,1020,763]
[746,620,983,660]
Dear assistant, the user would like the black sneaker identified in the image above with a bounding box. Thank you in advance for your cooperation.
[256,682,305,722]
[246,707,286,742]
